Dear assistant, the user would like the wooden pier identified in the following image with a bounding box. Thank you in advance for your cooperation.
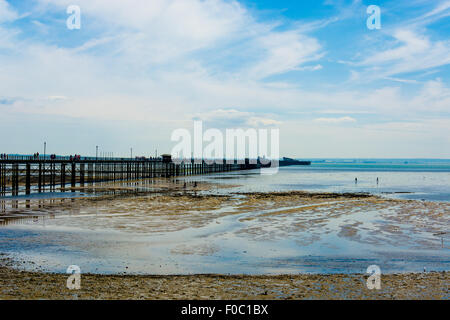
[0,155,249,197]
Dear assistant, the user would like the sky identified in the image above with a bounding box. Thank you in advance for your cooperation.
[0,0,449,158]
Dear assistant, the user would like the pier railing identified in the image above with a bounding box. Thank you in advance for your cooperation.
[0,154,161,161]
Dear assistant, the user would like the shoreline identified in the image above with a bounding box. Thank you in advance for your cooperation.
[0,260,447,299]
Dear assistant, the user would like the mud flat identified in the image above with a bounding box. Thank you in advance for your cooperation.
[0,179,449,299]
[0,260,447,300]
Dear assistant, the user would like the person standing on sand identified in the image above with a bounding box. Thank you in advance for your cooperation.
[377,177,379,185]
[355,177,357,184]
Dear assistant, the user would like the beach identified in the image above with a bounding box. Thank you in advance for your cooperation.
[0,259,447,299]
[0,165,449,299]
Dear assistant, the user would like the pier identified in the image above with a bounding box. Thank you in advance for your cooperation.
[0,155,250,197]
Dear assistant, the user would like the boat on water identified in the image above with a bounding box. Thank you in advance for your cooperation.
[279,157,311,166]
[257,157,311,168]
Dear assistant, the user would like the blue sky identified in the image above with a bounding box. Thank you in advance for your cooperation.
[0,0,449,158]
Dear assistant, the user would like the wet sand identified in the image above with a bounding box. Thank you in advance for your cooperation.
[0,179,449,299]
[2,185,448,240]
[0,260,447,299]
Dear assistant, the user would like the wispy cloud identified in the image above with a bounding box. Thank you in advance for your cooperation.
[314,116,356,124]
[193,109,281,128]
[297,64,323,71]
[0,0,18,22]
[355,29,450,82]
[350,1,450,82]
[246,31,323,79]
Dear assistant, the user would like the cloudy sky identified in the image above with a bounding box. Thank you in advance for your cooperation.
[1,0,449,158]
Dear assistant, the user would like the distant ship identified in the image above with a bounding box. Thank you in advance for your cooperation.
[279,157,311,166]
[258,157,311,168]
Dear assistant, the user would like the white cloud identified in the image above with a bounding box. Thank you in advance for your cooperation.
[193,109,280,128]
[317,109,374,114]
[422,1,450,19]
[0,0,327,123]
[360,29,450,77]
[247,31,323,79]
[314,116,356,124]
[247,117,282,127]
[34,1,241,61]
[280,118,450,158]
[384,77,419,84]
[407,79,450,112]
[35,0,323,79]
[0,0,18,23]
[297,64,323,71]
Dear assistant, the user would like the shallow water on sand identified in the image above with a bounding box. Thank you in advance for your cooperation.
[196,161,450,201]
[0,185,448,275]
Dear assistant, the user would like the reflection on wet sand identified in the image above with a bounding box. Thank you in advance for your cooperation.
[0,178,448,275]
[0,178,220,226]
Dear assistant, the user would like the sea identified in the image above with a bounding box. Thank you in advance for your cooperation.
[199,159,450,202]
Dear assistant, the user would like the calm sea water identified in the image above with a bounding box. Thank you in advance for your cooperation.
[199,159,450,201]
